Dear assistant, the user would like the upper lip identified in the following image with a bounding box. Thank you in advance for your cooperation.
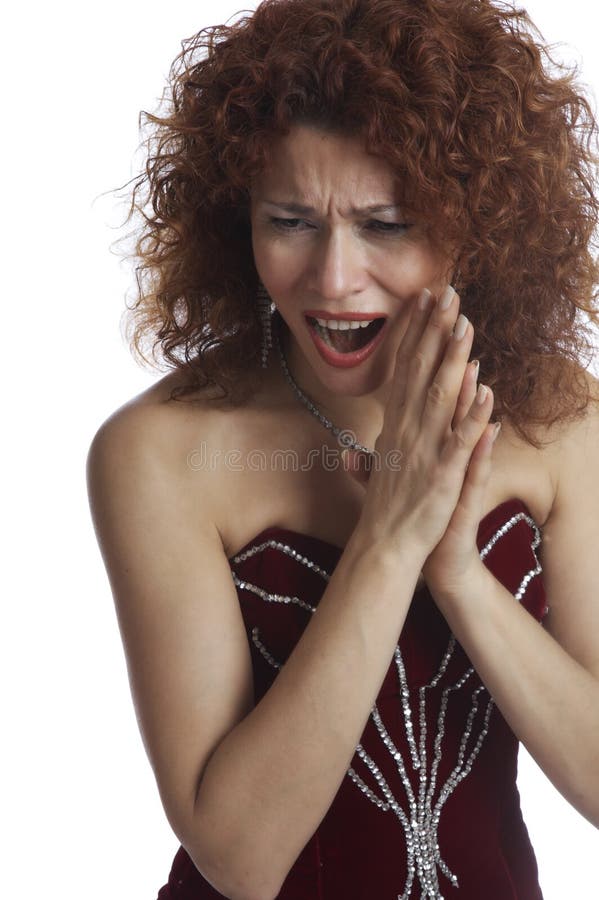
[304,310,388,321]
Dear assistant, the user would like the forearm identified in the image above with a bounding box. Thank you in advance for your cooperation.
[192,529,423,900]
[435,564,599,828]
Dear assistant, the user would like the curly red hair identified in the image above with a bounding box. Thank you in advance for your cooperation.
[118,0,599,448]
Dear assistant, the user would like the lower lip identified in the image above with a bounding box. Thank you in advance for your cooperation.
[305,317,389,368]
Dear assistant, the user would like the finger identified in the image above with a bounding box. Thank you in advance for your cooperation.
[451,359,479,431]
[400,284,463,426]
[386,288,436,414]
[419,305,474,450]
[451,419,501,536]
[439,381,495,476]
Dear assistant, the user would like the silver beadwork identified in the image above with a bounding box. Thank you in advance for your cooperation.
[230,511,544,899]
[256,281,276,369]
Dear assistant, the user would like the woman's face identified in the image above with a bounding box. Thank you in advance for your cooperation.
[250,124,456,399]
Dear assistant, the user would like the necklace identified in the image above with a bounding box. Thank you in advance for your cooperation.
[272,313,375,456]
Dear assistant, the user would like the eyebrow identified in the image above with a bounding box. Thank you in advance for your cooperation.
[261,200,402,215]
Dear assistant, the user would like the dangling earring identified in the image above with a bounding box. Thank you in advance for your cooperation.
[256,281,276,369]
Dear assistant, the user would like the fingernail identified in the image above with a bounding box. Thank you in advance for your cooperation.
[491,421,502,442]
[453,313,469,341]
[471,359,480,378]
[418,288,432,311]
[476,383,488,405]
[440,285,455,310]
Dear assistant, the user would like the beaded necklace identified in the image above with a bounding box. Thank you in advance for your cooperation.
[272,312,374,456]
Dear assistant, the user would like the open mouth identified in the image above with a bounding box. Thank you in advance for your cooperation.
[306,316,386,354]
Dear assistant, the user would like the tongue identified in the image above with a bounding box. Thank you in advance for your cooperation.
[327,320,383,353]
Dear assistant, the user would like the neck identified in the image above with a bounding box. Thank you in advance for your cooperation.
[274,315,392,451]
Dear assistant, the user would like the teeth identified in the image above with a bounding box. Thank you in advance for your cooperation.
[314,321,334,347]
[314,317,375,330]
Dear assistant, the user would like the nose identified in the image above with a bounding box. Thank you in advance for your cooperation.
[308,226,367,303]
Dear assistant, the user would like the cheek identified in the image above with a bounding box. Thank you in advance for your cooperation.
[379,242,449,295]
[252,235,304,291]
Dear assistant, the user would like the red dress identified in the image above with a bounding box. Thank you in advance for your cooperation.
[158,497,547,899]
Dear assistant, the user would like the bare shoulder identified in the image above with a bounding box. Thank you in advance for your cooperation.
[85,372,226,608]
[87,371,230,538]
[563,365,599,435]
[543,365,599,497]
[88,369,223,446]
[86,362,299,564]
[496,364,599,525]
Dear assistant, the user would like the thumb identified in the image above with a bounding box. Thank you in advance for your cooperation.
[341,448,373,485]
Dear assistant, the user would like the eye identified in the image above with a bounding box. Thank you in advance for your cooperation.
[367,221,409,234]
[269,217,311,231]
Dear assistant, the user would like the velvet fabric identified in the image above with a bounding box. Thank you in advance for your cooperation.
[157,497,546,899]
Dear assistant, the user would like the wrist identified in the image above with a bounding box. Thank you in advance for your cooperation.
[429,557,491,611]
[346,523,427,580]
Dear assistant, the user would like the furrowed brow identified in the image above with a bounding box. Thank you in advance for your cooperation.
[262,200,401,215]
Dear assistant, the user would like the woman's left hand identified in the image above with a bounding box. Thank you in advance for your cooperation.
[344,350,501,604]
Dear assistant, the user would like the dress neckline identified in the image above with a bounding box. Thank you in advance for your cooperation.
[227,496,536,562]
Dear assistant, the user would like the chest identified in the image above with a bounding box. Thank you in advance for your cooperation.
[214,416,556,563]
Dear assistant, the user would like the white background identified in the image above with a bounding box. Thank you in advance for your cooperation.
[3,2,598,897]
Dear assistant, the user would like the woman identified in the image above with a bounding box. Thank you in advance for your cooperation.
[87,0,599,897]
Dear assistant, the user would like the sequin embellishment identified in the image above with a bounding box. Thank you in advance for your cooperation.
[230,511,543,899]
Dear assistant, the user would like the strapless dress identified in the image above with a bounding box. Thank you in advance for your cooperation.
[158,497,548,899]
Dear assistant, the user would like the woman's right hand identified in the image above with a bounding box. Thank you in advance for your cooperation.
[346,284,497,561]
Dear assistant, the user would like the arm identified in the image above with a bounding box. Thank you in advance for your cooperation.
[430,392,599,828]
[193,526,422,900]
[86,402,425,900]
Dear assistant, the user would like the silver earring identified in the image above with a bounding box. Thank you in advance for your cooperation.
[257,281,276,369]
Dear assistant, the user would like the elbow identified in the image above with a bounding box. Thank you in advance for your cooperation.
[188,777,289,900]
[187,829,282,900]
[231,888,279,900]
[193,859,279,900]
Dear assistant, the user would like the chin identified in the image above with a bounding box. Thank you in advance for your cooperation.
[308,350,395,397]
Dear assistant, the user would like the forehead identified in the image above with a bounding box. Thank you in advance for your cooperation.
[250,124,400,207]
